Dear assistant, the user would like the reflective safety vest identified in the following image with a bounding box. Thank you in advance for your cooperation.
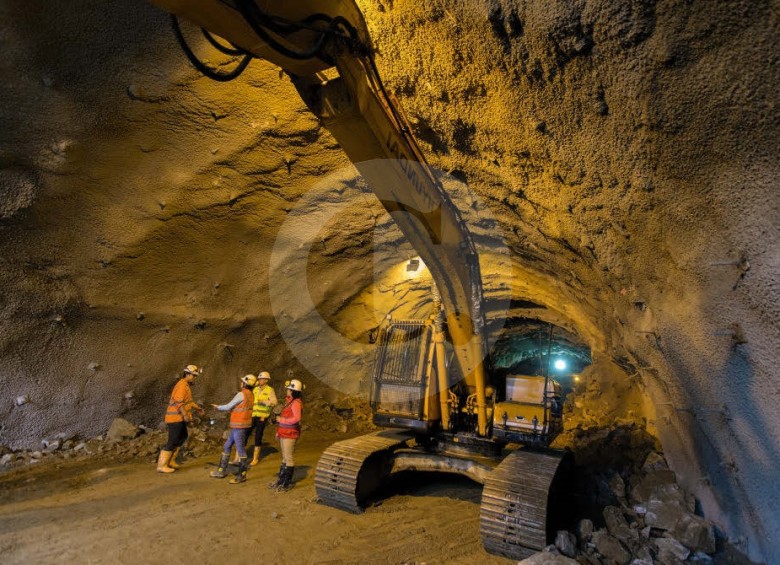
[229,389,254,429]
[276,398,302,440]
[165,379,193,424]
[252,385,274,418]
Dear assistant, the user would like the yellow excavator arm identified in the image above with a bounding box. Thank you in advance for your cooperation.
[148,7,573,555]
[148,0,491,435]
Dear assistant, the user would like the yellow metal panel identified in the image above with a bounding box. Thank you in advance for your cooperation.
[494,401,547,433]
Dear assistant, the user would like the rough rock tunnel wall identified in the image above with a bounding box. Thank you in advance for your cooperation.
[0,0,777,561]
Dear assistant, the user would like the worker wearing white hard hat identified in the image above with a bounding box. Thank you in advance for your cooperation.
[268,378,305,491]
[157,364,204,474]
[209,374,256,484]
[246,371,277,466]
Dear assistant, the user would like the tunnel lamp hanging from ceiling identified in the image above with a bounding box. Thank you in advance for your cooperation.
[406,257,421,272]
[554,359,567,371]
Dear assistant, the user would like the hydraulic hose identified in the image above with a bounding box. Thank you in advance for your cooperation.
[171,15,252,82]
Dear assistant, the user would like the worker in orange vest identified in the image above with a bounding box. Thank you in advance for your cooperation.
[268,378,304,492]
[158,364,204,474]
[209,374,256,484]
[227,370,277,466]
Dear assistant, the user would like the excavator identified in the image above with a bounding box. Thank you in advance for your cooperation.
[147,1,571,558]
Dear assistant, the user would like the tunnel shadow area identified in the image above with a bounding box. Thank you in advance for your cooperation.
[0,482,177,536]
[561,424,659,527]
[350,425,657,530]
[253,443,279,461]
[0,459,136,507]
[675,343,780,561]
[201,444,279,468]
[370,471,484,507]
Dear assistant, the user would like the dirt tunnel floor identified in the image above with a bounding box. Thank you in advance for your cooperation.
[0,431,514,565]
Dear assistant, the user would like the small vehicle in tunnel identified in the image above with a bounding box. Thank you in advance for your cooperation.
[147,0,573,558]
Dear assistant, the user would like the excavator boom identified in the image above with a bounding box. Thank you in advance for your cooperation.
[146,2,573,559]
[149,0,491,433]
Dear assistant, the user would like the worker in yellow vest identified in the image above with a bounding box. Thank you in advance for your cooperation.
[249,371,277,466]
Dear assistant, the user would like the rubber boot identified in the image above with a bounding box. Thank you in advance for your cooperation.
[229,447,239,465]
[210,452,230,478]
[168,448,181,469]
[275,466,295,492]
[156,450,175,474]
[229,457,249,484]
[250,446,261,467]
[267,463,286,489]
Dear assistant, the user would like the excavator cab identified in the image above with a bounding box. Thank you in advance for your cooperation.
[369,317,493,437]
[370,320,437,433]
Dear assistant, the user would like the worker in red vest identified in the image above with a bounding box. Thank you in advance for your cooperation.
[209,374,256,484]
[158,364,204,474]
[268,378,304,492]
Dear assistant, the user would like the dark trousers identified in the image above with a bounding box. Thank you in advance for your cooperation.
[247,416,268,449]
[164,421,188,451]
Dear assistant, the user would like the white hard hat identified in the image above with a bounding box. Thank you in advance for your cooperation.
[184,364,202,375]
[257,371,271,381]
[241,374,258,387]
[286,379,304,392]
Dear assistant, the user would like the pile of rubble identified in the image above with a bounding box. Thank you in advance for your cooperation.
[0,417,225,469]
[557,359,656,437]
[534,362,754,563]
[0,398,377,471]
[555,455,715,564]
[303,396,376,435]
[528,425,751,565]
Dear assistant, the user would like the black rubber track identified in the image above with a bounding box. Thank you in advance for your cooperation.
[314,430,411,513]
[480,449,568,559]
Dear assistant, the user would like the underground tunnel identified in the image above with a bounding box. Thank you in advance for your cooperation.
[0,1,778,564]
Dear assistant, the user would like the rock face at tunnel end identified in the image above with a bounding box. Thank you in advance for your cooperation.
[0,1,777,562]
